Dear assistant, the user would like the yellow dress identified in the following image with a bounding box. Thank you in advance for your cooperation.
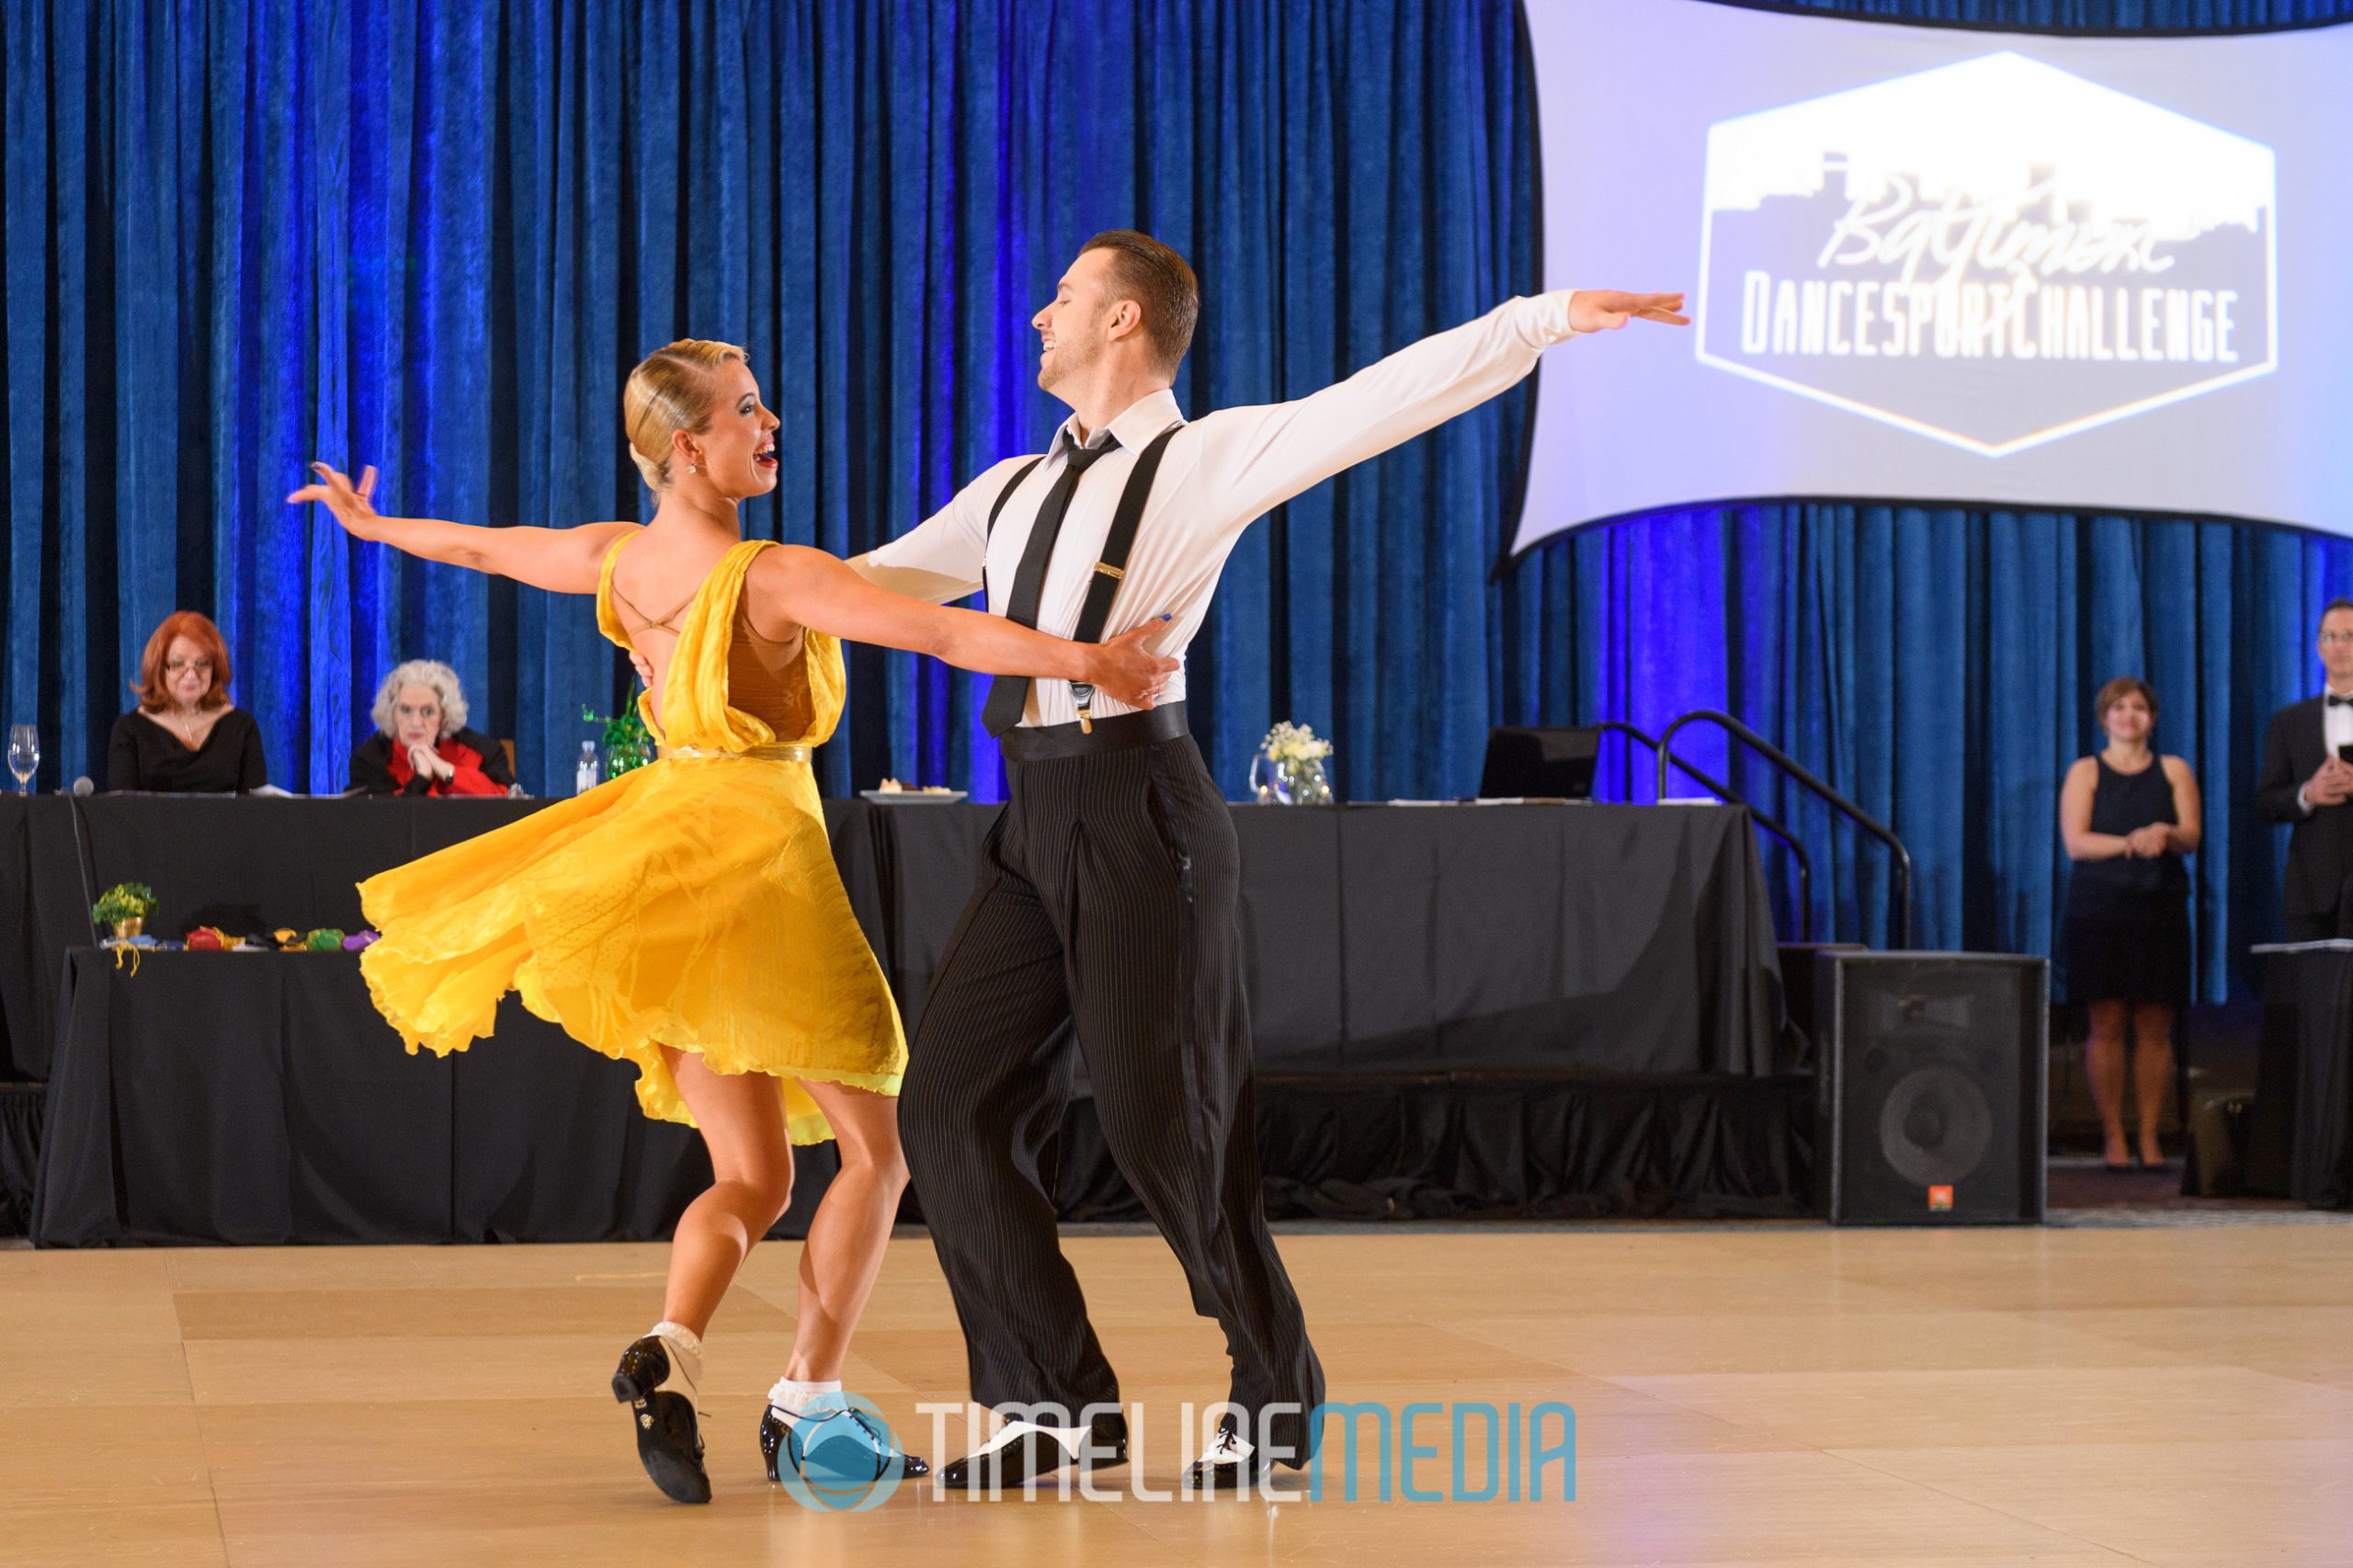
[356,535,905,1144]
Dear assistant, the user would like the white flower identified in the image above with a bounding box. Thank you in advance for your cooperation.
[1263,721,1334,763]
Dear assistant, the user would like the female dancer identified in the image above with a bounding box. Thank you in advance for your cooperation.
[290,340,1176,1506]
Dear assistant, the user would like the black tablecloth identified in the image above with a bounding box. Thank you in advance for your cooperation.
[14,795,1790,1244]
[30,949,841,1244]
[3,795,879,1082]
[31,947,1812,1244]
[2245,946,2353,1208]
[843,801,1787,1076]
[6,796,1785,1084]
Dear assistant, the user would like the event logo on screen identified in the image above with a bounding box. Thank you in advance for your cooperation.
[1694,52,2277,457]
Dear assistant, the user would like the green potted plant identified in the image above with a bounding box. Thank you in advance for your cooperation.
[583,689,655,777]
[92,881,157,940]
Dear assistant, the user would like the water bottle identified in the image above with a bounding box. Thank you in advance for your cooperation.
[576,741,599,795]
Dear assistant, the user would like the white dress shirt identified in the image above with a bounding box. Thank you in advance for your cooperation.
[852,292,1582,727]
[2300,685,2353,813]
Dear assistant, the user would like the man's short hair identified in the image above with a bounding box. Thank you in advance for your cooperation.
[1081,230,1199,376]
[2323,597,2353,623]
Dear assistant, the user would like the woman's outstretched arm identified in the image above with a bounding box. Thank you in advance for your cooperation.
[289,463,631,595]
[748,544,1178,710]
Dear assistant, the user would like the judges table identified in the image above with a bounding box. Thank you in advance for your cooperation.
[2245,943,2353,1208]
[4,794,1792,1244]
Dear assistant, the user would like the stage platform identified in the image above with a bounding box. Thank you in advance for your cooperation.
[6,1221,2351,1565]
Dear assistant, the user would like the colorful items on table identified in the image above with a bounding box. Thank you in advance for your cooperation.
[108,901,380,958]
[92,881,158,940]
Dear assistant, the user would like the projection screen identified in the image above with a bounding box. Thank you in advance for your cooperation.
[1510,0,2353,558]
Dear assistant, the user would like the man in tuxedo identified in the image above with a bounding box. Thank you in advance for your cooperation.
[849,233,1683,1493]
[2256,597,2353,939]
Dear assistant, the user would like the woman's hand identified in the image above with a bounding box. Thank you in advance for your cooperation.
[2125,824,2172,858]
[1083,619,1180,710]
[288,463,386,540]
[407,743,454,784]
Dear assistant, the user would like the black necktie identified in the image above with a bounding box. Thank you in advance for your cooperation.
[983,435,1118,735]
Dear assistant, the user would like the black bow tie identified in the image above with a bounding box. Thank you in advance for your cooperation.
[2328,695,2353,709]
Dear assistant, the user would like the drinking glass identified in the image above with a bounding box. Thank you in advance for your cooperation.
[6,725,36,795]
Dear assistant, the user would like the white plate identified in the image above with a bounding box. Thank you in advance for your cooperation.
[858,790,969,804]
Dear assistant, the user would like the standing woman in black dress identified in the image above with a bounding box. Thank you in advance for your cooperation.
[107,611,268,793]
[2059,676,2201,1171]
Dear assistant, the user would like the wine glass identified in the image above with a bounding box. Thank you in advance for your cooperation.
[6,725,36,796]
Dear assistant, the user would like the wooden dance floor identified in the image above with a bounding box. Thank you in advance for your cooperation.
[7,1222,2353,1565]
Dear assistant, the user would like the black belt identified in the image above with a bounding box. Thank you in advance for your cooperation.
[998,702,1189,763]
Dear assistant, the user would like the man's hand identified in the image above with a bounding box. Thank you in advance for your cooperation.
[2311,757,2353,809]
[1084,620,1181,710]
[1569,290,1689,333]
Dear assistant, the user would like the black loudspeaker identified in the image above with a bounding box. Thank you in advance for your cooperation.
[1478,726,1599,800]
[1813,951,2048,1225]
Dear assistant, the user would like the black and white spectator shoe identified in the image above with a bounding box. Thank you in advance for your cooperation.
[940,1415,1129,1493]
[1182,1414,1274,1493]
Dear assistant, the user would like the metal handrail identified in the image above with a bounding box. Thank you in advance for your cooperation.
[1596,720,1812,944]
[1655,709,1915,949]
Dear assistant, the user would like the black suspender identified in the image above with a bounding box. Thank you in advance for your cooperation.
[984,457,1046,544]
[983,425,1181,732]
[1067,424,1180,731]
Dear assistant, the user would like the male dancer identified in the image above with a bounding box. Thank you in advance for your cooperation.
[853,231,1684,1489]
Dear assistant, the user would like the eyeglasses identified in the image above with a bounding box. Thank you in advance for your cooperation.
[165,656,215,671]
[2322,631,2353,647]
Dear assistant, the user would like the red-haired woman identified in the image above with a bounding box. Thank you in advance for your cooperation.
[107,611,267,793]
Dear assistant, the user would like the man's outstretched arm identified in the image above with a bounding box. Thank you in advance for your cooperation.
[1197,289,1685,532]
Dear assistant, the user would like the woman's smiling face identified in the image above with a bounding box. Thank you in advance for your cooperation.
[682,359,780,499]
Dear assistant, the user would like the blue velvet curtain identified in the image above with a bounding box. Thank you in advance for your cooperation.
[2,0,2345,1003]
[0,0,1536,815]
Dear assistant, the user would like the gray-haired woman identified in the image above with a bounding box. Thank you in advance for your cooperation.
[349,659,514,797]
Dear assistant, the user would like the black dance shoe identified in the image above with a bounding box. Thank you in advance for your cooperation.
[1182,1414,1274,1494]
[940,1414,1129,1494]
[610,1335,710,1505]
[759,1403,930,1485]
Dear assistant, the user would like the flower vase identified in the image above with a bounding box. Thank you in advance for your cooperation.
[1252,751,1334,805]
[1283,756,1334,805]
[1249,752,1290,803]
[110,917,143,941]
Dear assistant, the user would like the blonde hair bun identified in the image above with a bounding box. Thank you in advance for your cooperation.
[622,339,747,491]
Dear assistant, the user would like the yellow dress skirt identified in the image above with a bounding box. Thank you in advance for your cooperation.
[356,537,904,1145]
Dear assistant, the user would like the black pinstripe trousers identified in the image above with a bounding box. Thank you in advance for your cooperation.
[901,730,1324,1459]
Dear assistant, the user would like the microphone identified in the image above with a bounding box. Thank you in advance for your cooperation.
[70,776,93,796]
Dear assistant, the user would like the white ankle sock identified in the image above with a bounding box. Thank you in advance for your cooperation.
[649,1321,704,1392]
[767,1376,842,1420]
